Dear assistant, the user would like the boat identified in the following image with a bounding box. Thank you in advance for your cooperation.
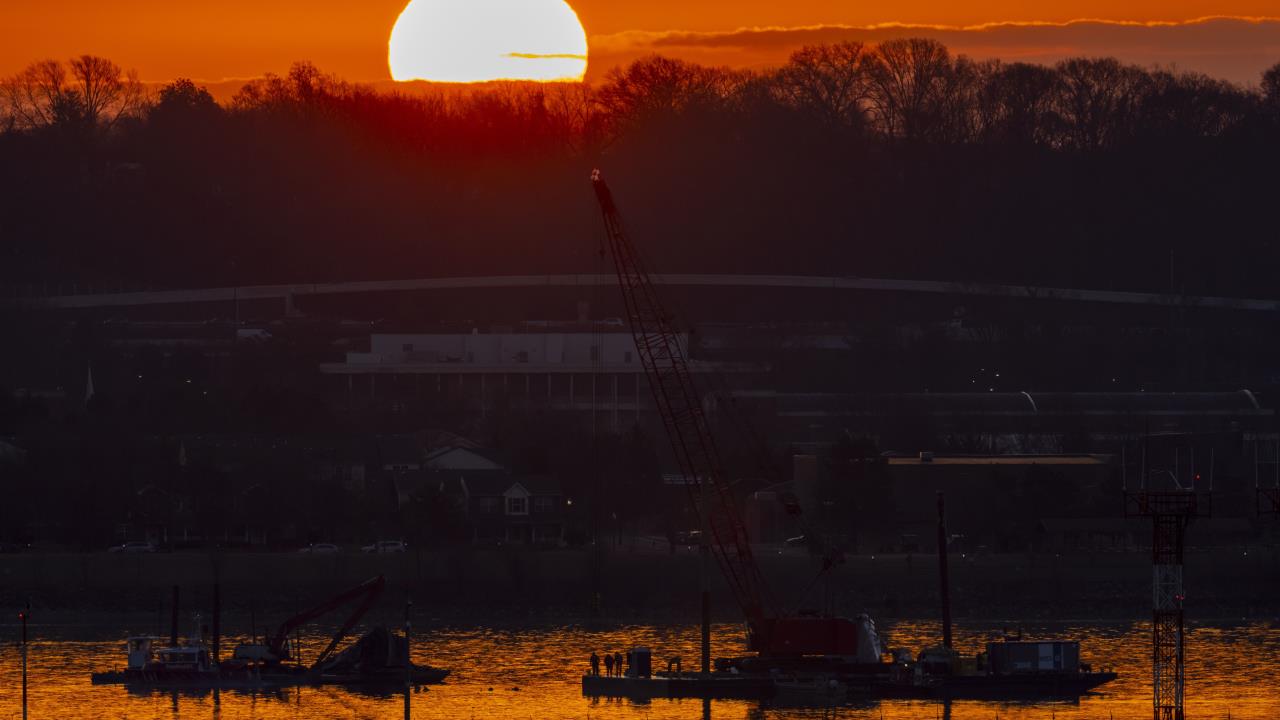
[902,494,1118,700]
[91,636,272,689]
[909,640,1118,699]
[93,576,450,691]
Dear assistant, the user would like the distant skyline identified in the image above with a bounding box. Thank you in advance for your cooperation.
[2,2,1279,86]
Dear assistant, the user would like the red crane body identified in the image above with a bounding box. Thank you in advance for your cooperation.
[591,170,860,658]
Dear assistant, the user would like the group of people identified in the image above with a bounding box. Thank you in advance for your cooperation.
[588,651,627,677]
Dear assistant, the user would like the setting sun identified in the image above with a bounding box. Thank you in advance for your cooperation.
[388,0,588,83]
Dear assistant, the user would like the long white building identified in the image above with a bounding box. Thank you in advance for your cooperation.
[321,332,763,430]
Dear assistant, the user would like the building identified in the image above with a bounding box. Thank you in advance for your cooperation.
[461,473,566,544]
[731,391,1275,453]
[321,332,763,431]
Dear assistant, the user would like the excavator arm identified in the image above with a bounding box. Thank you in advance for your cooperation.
[266,575,386,665]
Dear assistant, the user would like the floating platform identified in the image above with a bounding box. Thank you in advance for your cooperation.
[581,673,773,700]
[90,669,275,690]
[920,670,1119,700]
[581,668,1117,703]
[91,665,449,691]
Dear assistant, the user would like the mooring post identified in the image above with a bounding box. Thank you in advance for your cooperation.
[404,596,413,720]
[20,598,29,720]
[170,585,180,647]
[700,473,711,677]
[937,492,953,649]
[212,571,222,665]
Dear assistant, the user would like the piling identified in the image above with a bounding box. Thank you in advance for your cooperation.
[212,577,222,664]
[404,596,413,720]
[170,585,180,647]
[700,474,711,676]
[936,492,953,649]
[20,599,29,720]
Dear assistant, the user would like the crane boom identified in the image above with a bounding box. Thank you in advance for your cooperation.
[591,170,866,660]
[591,170,775,627]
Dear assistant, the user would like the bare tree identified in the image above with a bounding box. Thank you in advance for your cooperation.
[774,42,873,130]
[974,61,1062,145]
[1134,69,1248,139]
[596,55,732,127]
[3,56,142,133]
[231,61,352,112]
[1263,62,1280,120]
[866,38,975,142]
[67,55,144,131]
[2,60,79,130]
[1051,57,1145,150]
[542,82,607,153]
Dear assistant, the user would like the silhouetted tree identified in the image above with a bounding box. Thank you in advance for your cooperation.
[1,60,84,130]
[774,42,873,131]
[974,61,1061,145]
[67,55,143,132]
[867,38,976,142]
[596,55,732,129]
[1052,57,1145,150]
[1263,62,1280,121]
[152,79,218,119]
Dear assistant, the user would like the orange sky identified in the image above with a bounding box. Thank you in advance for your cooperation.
[3,1,1279,85]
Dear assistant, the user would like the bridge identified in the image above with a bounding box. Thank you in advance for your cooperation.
[11,274,1280,313]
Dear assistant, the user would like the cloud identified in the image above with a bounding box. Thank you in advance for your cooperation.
[587,16,1280,85]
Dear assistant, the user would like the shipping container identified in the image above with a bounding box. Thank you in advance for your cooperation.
[985,641,1080,675]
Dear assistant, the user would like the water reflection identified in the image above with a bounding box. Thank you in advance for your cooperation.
[1,619,1277,719]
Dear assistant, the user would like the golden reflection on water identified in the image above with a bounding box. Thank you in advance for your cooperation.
[1,619,1278,719]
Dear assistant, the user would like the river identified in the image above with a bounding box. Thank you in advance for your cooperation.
[1,618,1277,719]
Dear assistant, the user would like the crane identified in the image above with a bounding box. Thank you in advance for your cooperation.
[590,170,865,659]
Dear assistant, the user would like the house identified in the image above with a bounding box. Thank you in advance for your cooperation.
[424,446,505,471]
[461,473,565,544]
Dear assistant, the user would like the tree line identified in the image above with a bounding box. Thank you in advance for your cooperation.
[2,40,1279,296]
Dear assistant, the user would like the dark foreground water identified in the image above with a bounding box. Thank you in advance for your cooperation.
[2,618,1278,719]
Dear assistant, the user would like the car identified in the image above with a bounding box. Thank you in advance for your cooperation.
[672,530,703,546]
[0,541,31,554]
[109,541,157,554]
[362,540,407,554]
[299,543,341,554]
